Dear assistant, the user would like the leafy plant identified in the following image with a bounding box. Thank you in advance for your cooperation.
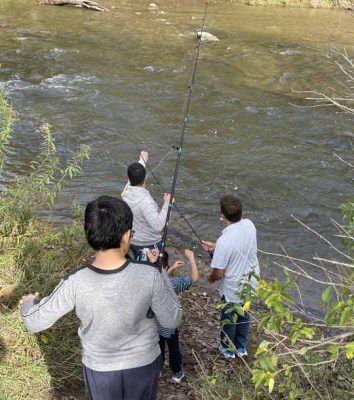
[0,95,89,237]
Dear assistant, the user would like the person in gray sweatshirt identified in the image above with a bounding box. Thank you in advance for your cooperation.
[20,195,182,400]
[121,151,172,260]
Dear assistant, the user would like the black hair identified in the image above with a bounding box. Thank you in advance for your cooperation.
[84,196,133,250]
[162,250,169,270]
[127,162,146,186]
[220,193,242,223]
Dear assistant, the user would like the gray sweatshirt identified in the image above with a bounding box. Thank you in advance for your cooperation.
[21,261,182,372]
[121,158,168,246]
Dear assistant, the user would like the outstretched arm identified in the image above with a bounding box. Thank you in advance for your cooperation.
[139,150,148,166]
[167,260,184,275]
[20,277,75,333]
[184,249,199,283]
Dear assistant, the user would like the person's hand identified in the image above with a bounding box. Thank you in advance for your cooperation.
[202,240,215,252]
[19,292,39,305]
[140,151,148,162]
[184,249,195,260]
[206,272,213,284]
[146,248,159,263]
[163,193,174,204]
[171,260,184,270]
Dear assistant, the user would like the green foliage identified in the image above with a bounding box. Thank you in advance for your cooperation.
[341,201,354,252]
[0,90,15,169]
[196,362,255,400]
[0,91,91,398]
[0,95,89,237]
[250,261,353,397]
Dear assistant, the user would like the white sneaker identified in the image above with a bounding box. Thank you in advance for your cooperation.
[218,344,235,361]
[172,370,185,383]
[236,347,248,357]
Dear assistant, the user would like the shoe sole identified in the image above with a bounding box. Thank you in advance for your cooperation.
[172,375,185,383]
[219,345,236,361]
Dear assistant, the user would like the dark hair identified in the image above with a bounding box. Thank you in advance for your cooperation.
[127,162,146,186]
[84,196,133,250]
[220,193,242,223]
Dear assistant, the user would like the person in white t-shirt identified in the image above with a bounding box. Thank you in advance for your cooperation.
[202,194,260,360]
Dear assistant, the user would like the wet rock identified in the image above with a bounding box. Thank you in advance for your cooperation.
[148,3,158,10]
[197,31,219,42]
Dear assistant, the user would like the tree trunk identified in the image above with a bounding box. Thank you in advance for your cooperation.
[40,0,108,11]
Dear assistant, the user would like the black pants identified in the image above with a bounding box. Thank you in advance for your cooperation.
[83,356,162,400]
[130,240,163,261]
[159,330,182,374]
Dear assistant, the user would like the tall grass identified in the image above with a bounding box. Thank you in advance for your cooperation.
[0,92,91,399]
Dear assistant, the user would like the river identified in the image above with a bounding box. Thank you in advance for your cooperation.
[0,0,353,313]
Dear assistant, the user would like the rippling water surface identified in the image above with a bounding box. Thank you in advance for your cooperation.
[0,0,353,311]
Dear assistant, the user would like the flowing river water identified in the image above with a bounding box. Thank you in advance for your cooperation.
[0,0,353,313]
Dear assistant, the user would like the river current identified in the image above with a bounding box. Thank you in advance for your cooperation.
[0,0,353,312]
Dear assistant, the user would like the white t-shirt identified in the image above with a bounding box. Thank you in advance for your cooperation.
[211,218,260,303]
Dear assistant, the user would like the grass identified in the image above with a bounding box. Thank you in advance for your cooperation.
[0,215,352,399]
[0,220,90,399]
[194,320,354,400]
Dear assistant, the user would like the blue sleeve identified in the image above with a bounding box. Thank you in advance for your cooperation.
[170,277,193,294]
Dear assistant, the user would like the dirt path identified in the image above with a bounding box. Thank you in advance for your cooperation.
[157,287,220,400]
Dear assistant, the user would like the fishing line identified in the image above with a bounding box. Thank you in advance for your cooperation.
[118,130,203,244]
[151,149,174,172]
[140,151,204,245]
[159,2,209,268]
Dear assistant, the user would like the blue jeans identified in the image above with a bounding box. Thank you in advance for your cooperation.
[220,296,250,351]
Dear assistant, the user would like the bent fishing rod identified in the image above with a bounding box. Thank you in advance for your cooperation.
[158,2,209,269]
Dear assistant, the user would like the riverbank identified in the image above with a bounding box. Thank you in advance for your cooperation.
[232,0,353,10]
[1,218,352,400]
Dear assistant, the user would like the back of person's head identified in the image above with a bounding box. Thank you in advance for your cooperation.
[220,193,242,223]
[127,162,146,186]
[84,196,133,250]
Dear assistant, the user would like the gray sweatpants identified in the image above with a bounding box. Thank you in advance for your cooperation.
[83,356,162,400]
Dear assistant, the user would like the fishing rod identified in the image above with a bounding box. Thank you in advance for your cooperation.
[158,2,209,269]
[118,129,203,243]
[139,151,204,244]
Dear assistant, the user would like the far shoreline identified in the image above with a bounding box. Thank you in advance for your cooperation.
[231,0,353,10]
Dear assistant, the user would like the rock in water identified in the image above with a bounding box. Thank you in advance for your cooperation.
[147,3,158,10]
[197,31,219,42]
